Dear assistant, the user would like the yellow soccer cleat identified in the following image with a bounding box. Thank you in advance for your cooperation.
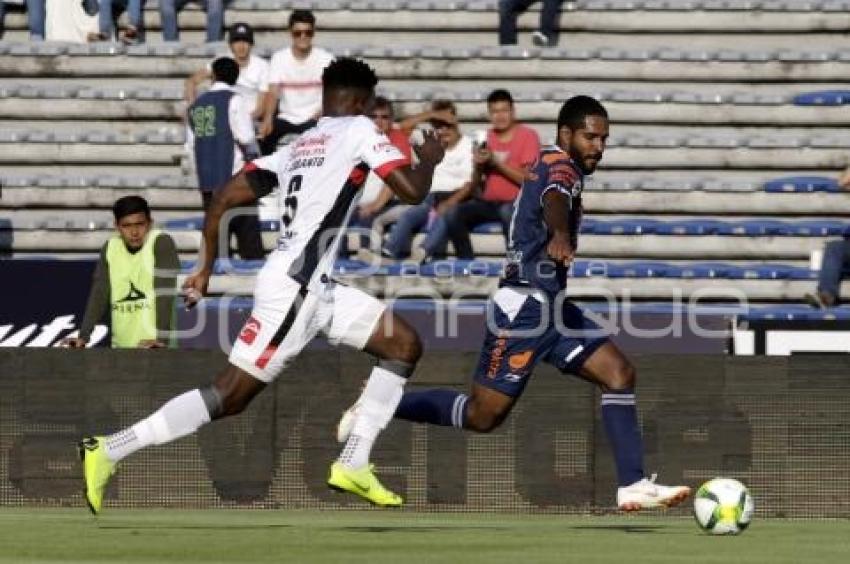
[77,436,116,515]
[327,462,403,507]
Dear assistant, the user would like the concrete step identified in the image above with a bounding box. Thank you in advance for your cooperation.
[3,47,850,82]
[203,272,842,301]
[6,2,850,34]
[3,90,850,127]
[4,229,831,260]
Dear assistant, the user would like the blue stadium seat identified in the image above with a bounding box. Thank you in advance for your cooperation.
[792,89,850,106]
[654,219,729,235]
[763,176,840,193]
[788,220,848,236]
[164,217,205,230]
[679,262,741,278]
[166,217,281,231]
[591,218,662,235]
[604,261,681,278]
[718,219,792,236]
[470,222,502,234]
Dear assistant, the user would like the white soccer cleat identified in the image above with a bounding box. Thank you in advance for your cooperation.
[336,402,359,443]
[616,473,691,512]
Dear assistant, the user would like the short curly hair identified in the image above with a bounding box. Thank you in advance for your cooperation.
[322,57,378,95]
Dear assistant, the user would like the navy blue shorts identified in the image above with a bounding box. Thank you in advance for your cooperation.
[473,287,609,397]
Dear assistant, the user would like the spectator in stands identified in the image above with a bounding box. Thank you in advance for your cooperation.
[499,0,564,47]
[804,169,850,308]
[415,89,540,262]
[185,23,269,120]
[258,9,334,155]
[64,196,179,349]
[0,0,46,40]
[806,239,850,308]
[86,0,144,44]
[160,0,223,43]
[188,57,264,260]
[381,100,474,260]
[340,96,413,256]
[83,0,144,45]
[47,0,96,42]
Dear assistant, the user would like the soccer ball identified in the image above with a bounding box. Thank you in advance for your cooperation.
[693,478,754,535]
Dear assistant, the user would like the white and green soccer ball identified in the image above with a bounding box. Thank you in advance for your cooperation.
[693,478,754,535]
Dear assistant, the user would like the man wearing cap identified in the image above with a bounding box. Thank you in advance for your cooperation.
[185,22,270,120]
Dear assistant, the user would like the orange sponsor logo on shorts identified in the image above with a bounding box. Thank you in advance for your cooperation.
[487,337,508,378]
[508,350,533,371]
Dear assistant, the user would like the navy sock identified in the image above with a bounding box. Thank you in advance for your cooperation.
[601,388,645,486]
[394,389,468,428]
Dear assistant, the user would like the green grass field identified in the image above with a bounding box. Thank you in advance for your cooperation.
[0,508,847,564]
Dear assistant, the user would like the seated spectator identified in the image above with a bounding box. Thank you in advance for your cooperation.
[499,0,564,47]
[806,240,850,309]
[806,170,850,308]
[381,100,473,260]
[416,89,540,262]
[258,9,334,155]
[1,0,46,40]
[64,196,179,349]
[47,0,97,42]
[85,0,144,44]
[342,96,413,256]
[188,57,264,260]
[185,23,269,120]
[160,0,223,43]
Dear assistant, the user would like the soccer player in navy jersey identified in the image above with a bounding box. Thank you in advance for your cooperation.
[339,96,690,511]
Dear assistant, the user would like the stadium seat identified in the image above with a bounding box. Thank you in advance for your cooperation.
[762,176,840,193]
[792,89,850,106]
[654,219,729,235]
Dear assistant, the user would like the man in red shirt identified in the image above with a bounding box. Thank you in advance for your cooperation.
[416,89,540,261]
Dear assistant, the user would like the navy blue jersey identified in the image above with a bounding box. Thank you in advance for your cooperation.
[501,146,584,296]
[189,89,236,192]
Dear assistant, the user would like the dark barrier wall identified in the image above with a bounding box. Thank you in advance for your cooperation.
[1,350,848,517]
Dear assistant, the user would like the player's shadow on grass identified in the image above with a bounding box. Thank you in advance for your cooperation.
[339,526,509,534]
[571,525,665,534]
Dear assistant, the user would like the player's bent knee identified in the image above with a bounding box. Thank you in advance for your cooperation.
[608,360,636,391]
[389,329,422,366]
[465,403,508,433]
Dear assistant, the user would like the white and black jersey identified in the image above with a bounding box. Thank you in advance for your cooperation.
[245,115,408,292]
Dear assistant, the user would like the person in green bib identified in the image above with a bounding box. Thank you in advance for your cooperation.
[66,196,180,348]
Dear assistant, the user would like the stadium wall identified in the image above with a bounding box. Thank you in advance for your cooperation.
[1,350,848,517]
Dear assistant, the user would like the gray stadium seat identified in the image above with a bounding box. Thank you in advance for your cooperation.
[701,179,760,191]
[776,50,833,62]
[608,90,667,103]
[747,136,805,148]
[53,132,83,143]
[670,92,725,104]
[540,48,597,60]
[0,176,35,188]
[0,131,26,143]
[26,131,54,143]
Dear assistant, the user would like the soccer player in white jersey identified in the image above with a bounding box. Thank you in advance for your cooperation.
[78,57,445,513]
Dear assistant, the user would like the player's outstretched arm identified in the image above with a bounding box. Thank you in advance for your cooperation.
[542,189,575,265]
[183,172,257,307]
[382,130,445,204]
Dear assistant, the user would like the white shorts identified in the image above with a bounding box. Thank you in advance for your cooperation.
[229,264,385,383]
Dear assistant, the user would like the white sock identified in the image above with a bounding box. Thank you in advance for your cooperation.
[104,389,212,463]
[339,366,406,469]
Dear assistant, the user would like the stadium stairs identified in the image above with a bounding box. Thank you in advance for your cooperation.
[2,0,850,306]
